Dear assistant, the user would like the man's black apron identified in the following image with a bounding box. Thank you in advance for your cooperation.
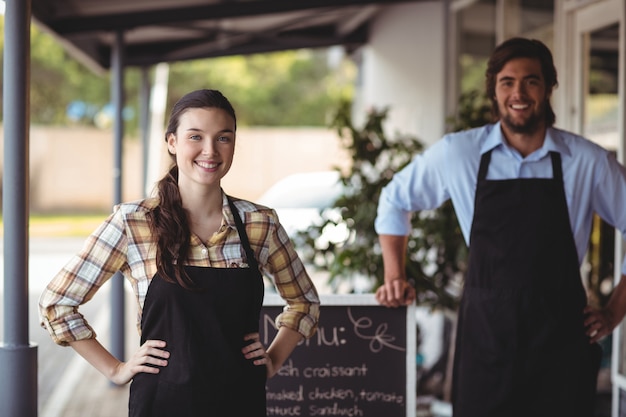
[129,198,266,416]
[452,150,602,417]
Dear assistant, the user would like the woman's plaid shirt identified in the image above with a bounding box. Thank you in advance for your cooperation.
[39,193,320,346]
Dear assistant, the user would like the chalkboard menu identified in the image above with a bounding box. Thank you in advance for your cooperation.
[261,294,416,417]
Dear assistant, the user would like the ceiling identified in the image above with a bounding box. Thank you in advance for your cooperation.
[31,0,424,73]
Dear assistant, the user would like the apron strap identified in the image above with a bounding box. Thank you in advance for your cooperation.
[550,151,562,181]
[226,196,260,272]
[227,196,265,333]
[477,150,492,181]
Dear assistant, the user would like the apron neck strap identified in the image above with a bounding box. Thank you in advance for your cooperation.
[478,150,492,181]
[226,196,260,272]
[550,151,563,181]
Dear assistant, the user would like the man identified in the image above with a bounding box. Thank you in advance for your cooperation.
[374,37,626,416]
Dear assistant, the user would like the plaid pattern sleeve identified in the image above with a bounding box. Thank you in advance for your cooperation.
[38,199,157,346]
[231,198,320,339]
[39,194,320,346]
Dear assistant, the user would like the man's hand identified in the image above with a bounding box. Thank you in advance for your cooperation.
[583,274,626,344]
[375,278,416,307]
[584,306,615,344]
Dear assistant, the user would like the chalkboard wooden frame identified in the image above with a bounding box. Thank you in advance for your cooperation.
[262,293,417,417]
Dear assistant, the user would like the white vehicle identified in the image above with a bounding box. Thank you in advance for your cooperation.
[257,171,348,248]
[257,171,372,293]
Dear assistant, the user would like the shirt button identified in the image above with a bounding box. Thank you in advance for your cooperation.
[201,248,208,255]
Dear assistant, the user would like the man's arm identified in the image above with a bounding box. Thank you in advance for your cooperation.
[584,274,626,343]
[375,234,416,307]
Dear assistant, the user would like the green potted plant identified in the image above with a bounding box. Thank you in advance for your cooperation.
[297,91,490,309]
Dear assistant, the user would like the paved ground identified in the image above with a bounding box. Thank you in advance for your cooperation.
[0,237,137,417]
[43,344,131,417]
[39,287,139,417]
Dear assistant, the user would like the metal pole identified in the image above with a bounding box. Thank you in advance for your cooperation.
[144,62,169,197]
[140,67,151,197]
[110,30,126,362]
[0,0,38,415]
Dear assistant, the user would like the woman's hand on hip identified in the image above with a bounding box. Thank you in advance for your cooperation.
[242,332,273,373]
[112,339,169,385]
[242,332,268,364]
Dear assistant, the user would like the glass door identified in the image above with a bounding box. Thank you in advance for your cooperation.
[569,0,625,415]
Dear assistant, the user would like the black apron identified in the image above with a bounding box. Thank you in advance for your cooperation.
[452,151,602,417]
[129,198,266,417]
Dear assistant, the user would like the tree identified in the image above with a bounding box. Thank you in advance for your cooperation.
[293,92,490,401]
[298,91,492,310]
[167,49,355,127]
[295,102,447,309]
[28,21,111,126]
[1,16,357,130]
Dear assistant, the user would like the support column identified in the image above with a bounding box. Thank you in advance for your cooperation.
[140,67,151,196]
[110,30,126,363]
[0,0,38,415]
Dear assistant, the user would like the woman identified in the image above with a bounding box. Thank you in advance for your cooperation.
[39,89,320,416]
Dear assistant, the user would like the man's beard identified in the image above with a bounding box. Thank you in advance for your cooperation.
[501,113,543,134]
[500,102,545,135]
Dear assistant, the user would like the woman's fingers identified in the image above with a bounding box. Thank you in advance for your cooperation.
[242,333,267,365]
[114,339,169,382]
[142,340,170,361]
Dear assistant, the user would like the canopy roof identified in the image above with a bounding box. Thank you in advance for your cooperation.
[31,0,423,72]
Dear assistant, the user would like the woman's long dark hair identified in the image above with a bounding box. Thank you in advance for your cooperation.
[150,89,236,288]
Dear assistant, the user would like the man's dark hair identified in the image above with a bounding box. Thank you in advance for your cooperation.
[485,37,558,127]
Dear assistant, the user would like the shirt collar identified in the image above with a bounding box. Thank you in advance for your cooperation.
[480,121,571,160]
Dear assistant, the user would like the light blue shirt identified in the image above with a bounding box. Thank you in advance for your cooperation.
[375,122,626,274]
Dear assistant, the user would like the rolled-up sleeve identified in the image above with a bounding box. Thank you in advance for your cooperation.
[255,210,320,339]
[375,190,414,236]
[375,140,450,236]
[39,207,129,346]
